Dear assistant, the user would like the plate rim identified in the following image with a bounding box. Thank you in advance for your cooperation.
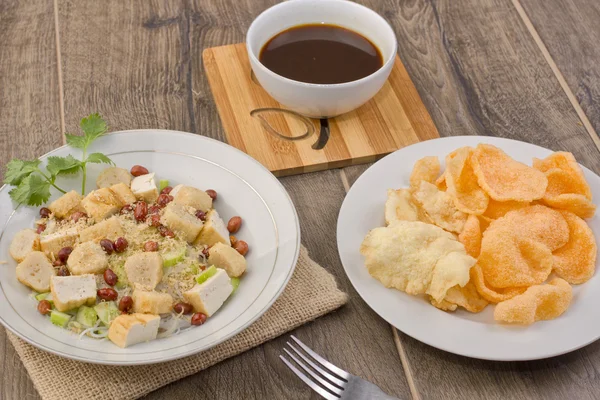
[0,129,301,365]
[337,135,600,361]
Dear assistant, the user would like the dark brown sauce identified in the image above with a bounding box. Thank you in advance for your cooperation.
[259,24,383,84]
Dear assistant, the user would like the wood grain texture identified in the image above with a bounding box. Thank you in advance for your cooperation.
[55,0,410,399]
[59,0,191,132]
[343,0,600,399]
[4,0,600,399]
[0,1,62,399]
[0,0,63,168]
[378,0,600,172]
[519,0,600,144]
[204,44,438,176]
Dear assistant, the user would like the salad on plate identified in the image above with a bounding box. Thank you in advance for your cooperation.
[4,114,249,348]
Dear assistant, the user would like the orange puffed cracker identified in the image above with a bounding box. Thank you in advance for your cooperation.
[553,211,597,284]
[543,193,596,219]
[499,205,569,251]
[471,265,526,303]
[445,147,489,215]
[479,234,554,289]
[482,199,529,220]
[533,152,592,200]
[435,174,447,191]
[477,215,493,233]
[477,206,569,289]
[410,156,440,189]
[543,168,591,201]
[471,144,547,202]
[494,278,572,325]
[532,152,596,219]
[458,214,481,258]
[431,280,488,313]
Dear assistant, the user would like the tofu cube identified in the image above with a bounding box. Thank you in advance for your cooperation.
[183,268,233,316]
[16,251,56,292]
[67,241,108,275]
[48,190,83,218]
[124,252,163,290]
[9,229,40,262]
[171,185,212,212]
[161,203,204,243]
[50,274,97,312]
[131,173,158,203]
[109,182,136,205]
[96,167,132,189]
[81,188,122,222]
[42,218,59,235]
[132,290,173,314]
[40,227,79,257]
[207,242,247,277]
[79,216,124,243]
[108,313,160,348]
[194,209,229,247]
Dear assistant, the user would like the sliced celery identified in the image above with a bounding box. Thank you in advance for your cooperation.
[50,310,71,328]
[35,292,50,301]
[230,277,240,293]
[196,266,217,284]
[159,179,169,192]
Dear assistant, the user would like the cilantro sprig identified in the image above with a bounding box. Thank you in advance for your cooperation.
[65,113,114,193]
[3,113,114,206]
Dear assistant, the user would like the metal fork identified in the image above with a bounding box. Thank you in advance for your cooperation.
[280,335,400,399]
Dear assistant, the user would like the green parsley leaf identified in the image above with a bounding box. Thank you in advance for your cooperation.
[65,133,87,149]
[8,174,51,206]
[26,175,52,206]
[9,182,30,204]
[3,159,41,185]
[47,155,81,176]
[4,113,112,205]
[65,113,108,151]
[80,113,107,138]
[86,153,114,165]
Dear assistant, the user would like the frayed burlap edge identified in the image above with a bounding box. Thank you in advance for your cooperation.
[7,245,348,400]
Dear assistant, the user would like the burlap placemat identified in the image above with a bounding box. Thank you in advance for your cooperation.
[7,245,348,400]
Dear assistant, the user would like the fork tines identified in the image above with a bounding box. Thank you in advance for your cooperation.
[280,335,350,400]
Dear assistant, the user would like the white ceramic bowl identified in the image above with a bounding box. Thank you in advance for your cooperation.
[246,0,398,118]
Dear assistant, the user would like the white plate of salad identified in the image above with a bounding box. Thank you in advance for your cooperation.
[0,114,300,365]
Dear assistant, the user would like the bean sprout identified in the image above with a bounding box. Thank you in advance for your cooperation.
[88,327,109,339]
[157,312,183,339]
[78,319,106,340]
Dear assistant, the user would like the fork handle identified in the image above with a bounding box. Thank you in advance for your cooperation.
[361,388,399,400]
[347,378,401,399]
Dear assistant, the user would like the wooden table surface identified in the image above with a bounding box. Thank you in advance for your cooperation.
[2,0,600,399]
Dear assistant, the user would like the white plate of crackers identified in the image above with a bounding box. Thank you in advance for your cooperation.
[337,136,600,361]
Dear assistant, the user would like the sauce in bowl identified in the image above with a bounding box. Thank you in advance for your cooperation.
[259,24,383,84]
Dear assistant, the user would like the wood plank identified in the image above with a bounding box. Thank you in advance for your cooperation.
[59,0,190,133]
[0,1,63,165]
[342,0,600,398]
[0,0,63,399]
[56,0,411,398]
[519,0,600,144]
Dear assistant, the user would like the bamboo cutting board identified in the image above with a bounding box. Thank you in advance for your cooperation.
[203,43,439,177]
